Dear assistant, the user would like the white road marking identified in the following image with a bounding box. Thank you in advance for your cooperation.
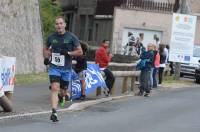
[0,95,133,120]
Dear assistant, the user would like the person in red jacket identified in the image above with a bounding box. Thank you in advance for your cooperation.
[95,40,115,95]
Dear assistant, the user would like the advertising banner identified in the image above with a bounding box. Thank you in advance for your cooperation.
[71,64,107,100]
[169,13,197,63]
[0,56,16,97]
[0,58,3,97]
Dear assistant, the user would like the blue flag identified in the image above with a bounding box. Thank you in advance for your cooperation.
[71,64,107,100]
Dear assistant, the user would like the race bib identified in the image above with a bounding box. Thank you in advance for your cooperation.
[51,53,65,66]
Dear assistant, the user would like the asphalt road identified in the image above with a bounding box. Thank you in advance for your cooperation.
[0,77,126,116]
[0,86,200,132]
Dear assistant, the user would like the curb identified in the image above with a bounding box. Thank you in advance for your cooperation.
[67,94,133,111]
[0,94,133,121]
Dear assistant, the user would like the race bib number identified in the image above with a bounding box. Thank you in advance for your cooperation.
[51,53,65,66]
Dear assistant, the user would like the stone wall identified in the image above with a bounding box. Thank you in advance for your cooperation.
[190,0,200,13]
[0,0,44,74]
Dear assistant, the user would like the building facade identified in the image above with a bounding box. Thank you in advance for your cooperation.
[57,0,200,54]
[57,0,179,48]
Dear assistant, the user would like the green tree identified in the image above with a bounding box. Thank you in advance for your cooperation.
[39,0,62,41]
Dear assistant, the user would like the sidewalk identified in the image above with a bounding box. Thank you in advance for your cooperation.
[0,83,97,115]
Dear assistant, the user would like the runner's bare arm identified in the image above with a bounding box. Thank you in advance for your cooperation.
[43,45,51,58]
[68,46,83,57]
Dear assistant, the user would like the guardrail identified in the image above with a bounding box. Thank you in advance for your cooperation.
[112,71,140,94]
[96,70,140,95]
[85,61,137,67]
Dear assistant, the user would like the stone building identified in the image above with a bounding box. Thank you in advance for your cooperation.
[56,0,180,48]
[53,1,171,56]
[111,0,200,54]
[57,0,200,50]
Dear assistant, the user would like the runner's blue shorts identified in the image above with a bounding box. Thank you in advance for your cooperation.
[48,66,72,82]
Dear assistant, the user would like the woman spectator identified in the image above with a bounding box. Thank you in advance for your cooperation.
[148,44,155,90]
[158,44,167,85]
[152,44,160,88]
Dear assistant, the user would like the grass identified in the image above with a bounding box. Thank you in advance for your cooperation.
[14,72,195,87]
[164,76,191,83]
[163,75,194,84]
[15,72,48,86]
[163,76,181,83]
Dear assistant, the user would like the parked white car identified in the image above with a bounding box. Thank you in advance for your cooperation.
[180,63,199,77]
[180,45,200,77]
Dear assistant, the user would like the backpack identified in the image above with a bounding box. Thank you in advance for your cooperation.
[136,59,149,70]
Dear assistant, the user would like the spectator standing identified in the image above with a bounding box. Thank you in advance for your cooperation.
[165,45,174,76]
[136,33,144,56]
[164,45,169,63]
[95,40,115,95]
[123,32,136,55]
[148,44,155,90]
[139,33,144,43]
[158,44,167,85]
[154,34,160,46]
[74,41,88,100]
[43,16,83,122]
[137,44,154,97]
[152,44,160,88]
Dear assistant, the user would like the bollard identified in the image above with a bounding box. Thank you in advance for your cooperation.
[0,95,13,112]
[5,92,13,101]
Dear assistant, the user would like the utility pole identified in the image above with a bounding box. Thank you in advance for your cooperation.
[174,0,191,80]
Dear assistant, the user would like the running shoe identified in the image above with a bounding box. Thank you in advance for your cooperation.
[144,93,150,97]
[59,97,65,107]
[50,112,59,122]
